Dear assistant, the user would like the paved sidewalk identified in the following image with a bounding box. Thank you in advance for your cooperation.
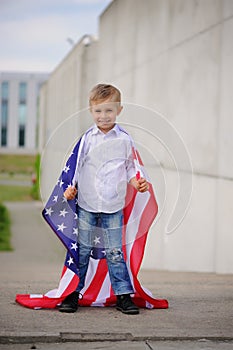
[0,201,233,350]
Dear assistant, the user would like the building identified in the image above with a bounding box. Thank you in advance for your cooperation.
[0,71,48,154]
[39,0,233,274]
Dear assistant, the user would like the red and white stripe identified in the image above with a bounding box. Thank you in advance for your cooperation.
[15,145,168,310]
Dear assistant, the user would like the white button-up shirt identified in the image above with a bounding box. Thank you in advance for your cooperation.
[76,124,136,213]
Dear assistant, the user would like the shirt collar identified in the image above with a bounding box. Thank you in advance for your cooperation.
[91,123,120,136]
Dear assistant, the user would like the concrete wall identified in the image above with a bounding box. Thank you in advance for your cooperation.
[39,0,233,273]
[39,35,99,202]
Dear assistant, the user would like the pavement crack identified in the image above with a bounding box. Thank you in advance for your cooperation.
[145,340,154,350]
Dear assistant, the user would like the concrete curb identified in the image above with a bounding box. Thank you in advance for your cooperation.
[1,332,233,344]
[0,333,60,345]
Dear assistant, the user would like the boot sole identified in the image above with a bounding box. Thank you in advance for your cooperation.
[116,306,139,315]
[59,307,78,313]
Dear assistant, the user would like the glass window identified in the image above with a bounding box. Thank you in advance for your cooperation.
[19,104,27,126]
[1,127,7,146]
[18,82,27,147]
[19,82,27,104]
[1,81,9,100]
[19,126,25,147]
[1,81,9,147]
[1,101,8,126]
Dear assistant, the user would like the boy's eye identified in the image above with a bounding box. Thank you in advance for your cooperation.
[95,110,101,113]
[106,109,112,112]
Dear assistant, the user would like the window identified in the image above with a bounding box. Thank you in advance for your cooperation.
[18,82,27,147]
[2,81,8,100]
[1,81,9,146]
[19,104,27,125]
[19,82,27,104]
[19,125,25,147]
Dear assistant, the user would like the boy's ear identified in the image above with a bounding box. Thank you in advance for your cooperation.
[117,105,123,115]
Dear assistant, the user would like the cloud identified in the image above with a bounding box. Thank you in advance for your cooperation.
[0,0,111,21]
[0,0,111,72]
[0,57,54,72]
[1,15,83,48]
[0,14,84,71]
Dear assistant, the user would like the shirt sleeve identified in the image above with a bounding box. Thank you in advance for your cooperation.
[74,134,88,184]
[126,140,136,182]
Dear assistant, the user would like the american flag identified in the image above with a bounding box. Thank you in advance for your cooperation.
[16,126,168,310]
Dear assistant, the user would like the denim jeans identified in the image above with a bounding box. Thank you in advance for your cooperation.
[76,206,134,295]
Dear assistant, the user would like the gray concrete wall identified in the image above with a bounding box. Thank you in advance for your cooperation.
[39,36,99,202]
[39,0,233,274]
[97,0,233,274]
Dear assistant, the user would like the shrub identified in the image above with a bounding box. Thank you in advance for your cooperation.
[0,203,12,251]
[31,153,41,200]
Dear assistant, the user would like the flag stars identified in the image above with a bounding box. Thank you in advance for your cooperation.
[67,257,74,266]
[93,236,101,245]
[63,165,70,173]
[45,207,53,216]
[71,242,78,251]
[72,227,78,236]
[57,223,67,232]
[59,180,64,188]
[53,195,58,202]
[59,208,68,217]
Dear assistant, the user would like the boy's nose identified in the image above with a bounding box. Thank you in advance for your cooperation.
[102,112,108,119]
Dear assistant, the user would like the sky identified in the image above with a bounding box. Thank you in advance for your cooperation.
[0,0,112,73]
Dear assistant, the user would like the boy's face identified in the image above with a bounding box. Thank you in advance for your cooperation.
[90,99,123,134]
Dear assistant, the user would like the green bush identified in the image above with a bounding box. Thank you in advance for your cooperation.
[31,153,41,200]
[0,203,12,251]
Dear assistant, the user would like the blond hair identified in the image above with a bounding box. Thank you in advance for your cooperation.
[89,84,121,105]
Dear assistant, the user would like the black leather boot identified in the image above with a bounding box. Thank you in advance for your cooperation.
[116,294,139,315]
[59,291,80,313]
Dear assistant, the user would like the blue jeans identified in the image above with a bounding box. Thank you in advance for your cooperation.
[76,207,134,295]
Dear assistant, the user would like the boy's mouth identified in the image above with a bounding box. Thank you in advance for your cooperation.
[98,119,111,124]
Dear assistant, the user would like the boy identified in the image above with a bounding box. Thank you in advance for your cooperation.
[59,84,149,315]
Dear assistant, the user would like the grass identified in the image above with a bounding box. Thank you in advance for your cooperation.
[0,185,32,202]
[0,154,36,174]
[0,154,39,250]
[0,153,40,201]
[0,202,12,251]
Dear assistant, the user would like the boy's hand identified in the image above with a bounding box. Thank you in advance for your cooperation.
[64,186,77,200]
[130,177,149,193]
